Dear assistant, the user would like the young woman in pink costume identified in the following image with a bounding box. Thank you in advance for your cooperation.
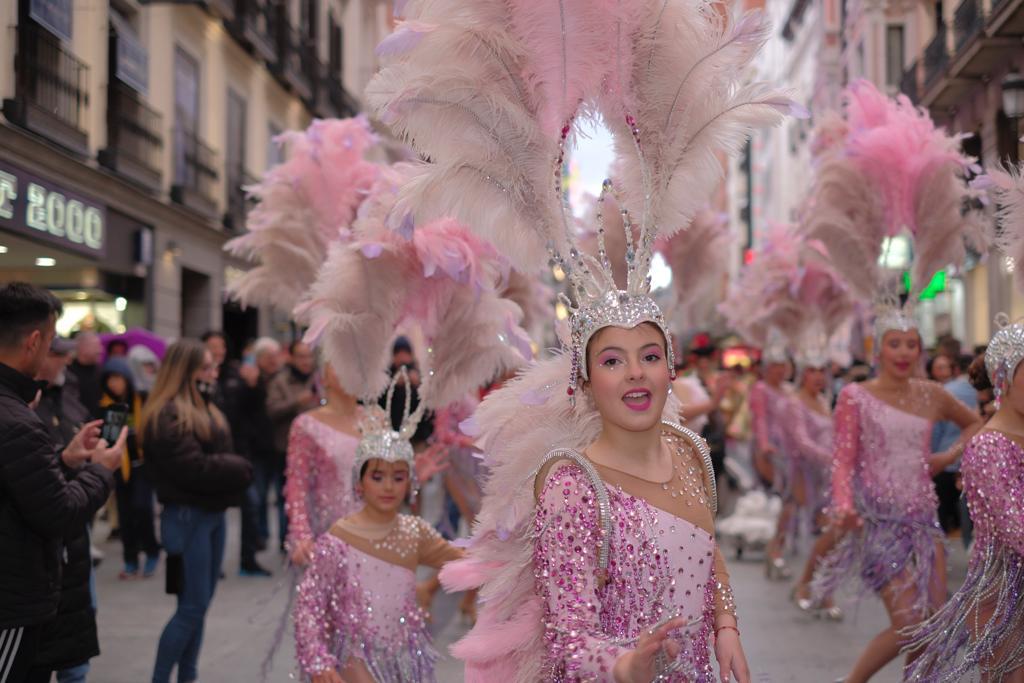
[787,359,843,619]
[903,169,1024,682]
[748,354,795,579]
[293,398,463,683]
[367,0,799,677]
[285,363,362,567]
[813,324,980,683]
[903,340,1024,682]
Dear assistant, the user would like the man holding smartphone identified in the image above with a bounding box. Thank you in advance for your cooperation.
[0,282,127,683]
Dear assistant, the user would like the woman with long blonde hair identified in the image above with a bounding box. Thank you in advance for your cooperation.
[141,339,252,683]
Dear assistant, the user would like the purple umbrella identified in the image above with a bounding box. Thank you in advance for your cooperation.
[100,328,168,361]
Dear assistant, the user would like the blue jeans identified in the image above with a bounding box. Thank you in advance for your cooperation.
[56,662,89,683]
[152,505,226,683]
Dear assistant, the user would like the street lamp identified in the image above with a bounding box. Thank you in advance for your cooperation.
[1002,71,1024,118]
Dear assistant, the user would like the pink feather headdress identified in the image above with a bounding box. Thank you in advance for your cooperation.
[718,223,852,362]
[797,80,988,337]
[224,117,380,311]
[294,163,532,409]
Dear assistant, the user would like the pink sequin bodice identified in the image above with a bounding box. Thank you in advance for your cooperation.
[785,397,833,468]
[749,381,789,454]
[962,431,1024,557]
[534,463,715,681]
[293,534,435,681]
[284,413,359,549]
[832,383,936,520]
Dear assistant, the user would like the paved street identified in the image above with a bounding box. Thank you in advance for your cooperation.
[87,509,967,683]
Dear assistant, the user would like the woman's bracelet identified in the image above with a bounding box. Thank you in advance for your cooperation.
[714,625,740,637]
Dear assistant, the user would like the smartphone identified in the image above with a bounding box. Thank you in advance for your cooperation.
[100,403,129,445]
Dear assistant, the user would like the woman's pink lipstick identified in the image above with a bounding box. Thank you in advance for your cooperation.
[622,389,652,412]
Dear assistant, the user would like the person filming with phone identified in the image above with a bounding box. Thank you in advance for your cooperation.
[0,282,127,683]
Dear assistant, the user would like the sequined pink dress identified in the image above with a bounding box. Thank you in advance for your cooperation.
[905,430,1024,681]
[782,395,833,514]
[283,413,360,552]
[749,380,792,494]
[812,382,943,615]
[293,514,462,682]
[533,429,734,682]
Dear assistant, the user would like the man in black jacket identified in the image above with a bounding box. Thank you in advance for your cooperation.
[31,335,101,682]
[0,283,125,683]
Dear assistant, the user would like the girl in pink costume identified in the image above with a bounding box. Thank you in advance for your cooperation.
[284,363,362,567]
[293,396,463,683]
[812,325,980,682]
[903,342,1024,682]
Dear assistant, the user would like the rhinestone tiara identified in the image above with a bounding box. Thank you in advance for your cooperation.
[985,315,1024,391]
[352,367,424,499]
[550,180,675,396]
[872,289,919,347]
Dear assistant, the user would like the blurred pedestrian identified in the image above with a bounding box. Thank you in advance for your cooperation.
[99,357,159,579]
[929,349,977,534]
[68,332,103,417]
[127,345,160,397]
[105,340,128,359]
[0,282,125,683]
[141,340,252,683]
[237,337,282,575]
[201,331,260,577]
[266,341,319,551]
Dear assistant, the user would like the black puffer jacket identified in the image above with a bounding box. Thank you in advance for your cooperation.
[33,381,100,669]
[145,403,252,512]
[0,362,113,629]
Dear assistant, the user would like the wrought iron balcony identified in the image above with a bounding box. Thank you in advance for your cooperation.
[171,127,219,219]
[3,22,89,156]
[278,24,315,102]
[99,82,164,192]
[223,168,257,232]
[923,26,951,90]
[230,0,277,64]
[900,59,920,103]
[954,0,985,52]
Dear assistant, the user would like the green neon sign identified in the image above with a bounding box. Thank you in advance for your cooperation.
[902,270,946,300]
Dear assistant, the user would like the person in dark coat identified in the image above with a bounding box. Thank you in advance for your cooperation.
[67,332,102,418]
[99,356,160,579]
[0,283,126,683]
[31,335,100,683]
[236,337,282,575]
[202,331,271,576]
[141,339,252,683]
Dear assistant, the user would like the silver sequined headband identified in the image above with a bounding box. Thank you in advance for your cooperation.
[352,367,424,502]
[551,180,675,401]
[986,315,1024,403]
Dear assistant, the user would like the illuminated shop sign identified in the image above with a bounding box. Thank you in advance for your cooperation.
[0,161,106,258]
